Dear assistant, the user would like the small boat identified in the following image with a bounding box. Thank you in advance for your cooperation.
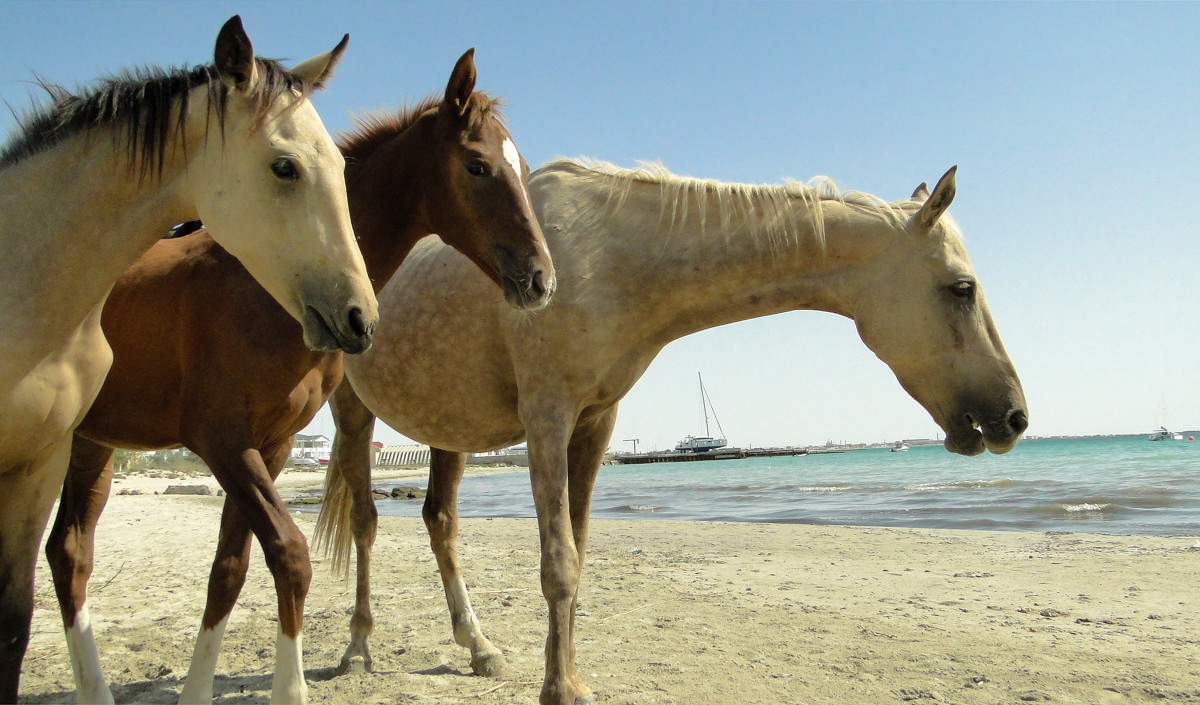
[1149,426,1183,441]
[675,434,728,453]
[889,441,910,452]
[674,373,728,453]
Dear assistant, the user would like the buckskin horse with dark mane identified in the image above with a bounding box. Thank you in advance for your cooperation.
[0,16,378,704]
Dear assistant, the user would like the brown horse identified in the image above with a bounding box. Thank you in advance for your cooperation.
[316,159,1028,705]
[46,49,554,705]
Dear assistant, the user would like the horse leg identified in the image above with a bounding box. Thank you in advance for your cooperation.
[187,438,311,705]
[0,438,75,704]
[564,406,618,655]
[45,436,116,705]
[424,448,505,676]
[328,380,378,674]
[178,498,254,705]
[526,411,594,705]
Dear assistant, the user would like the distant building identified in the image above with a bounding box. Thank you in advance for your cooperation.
[467,446,529,467]
[292,433,332,462]
[375,443,431,467]
[372,443,530,468]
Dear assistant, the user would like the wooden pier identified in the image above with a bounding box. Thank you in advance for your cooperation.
[612,446,817,465]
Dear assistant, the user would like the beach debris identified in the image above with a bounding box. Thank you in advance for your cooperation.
[116,488,143,496]
[965,674,989,688]
[952,571,993,578]
[148,664,173,679]
[163,484,213,496]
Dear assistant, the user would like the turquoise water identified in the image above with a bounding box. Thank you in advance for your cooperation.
[372,436,1200,536]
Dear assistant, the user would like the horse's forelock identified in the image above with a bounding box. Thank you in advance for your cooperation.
[338,91,507,159]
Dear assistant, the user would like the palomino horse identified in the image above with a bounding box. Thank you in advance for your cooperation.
[0,16,377,704]
[316,159,1029,705]
[46,50,554,705]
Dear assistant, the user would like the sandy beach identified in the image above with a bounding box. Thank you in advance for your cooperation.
[18,468,1200,704]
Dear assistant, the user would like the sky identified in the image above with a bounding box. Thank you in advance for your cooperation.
[2,2,1197,452]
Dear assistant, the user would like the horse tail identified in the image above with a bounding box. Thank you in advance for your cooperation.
[313,454,354,581]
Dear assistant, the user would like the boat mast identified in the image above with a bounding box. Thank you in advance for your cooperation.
[698,372,726,440]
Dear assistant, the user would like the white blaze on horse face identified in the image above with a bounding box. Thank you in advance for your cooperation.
[501,138,533,211]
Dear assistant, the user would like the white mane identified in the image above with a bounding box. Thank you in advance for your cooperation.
[538,157,920,256]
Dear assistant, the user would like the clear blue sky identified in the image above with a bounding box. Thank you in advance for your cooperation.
[3,2,1197,450]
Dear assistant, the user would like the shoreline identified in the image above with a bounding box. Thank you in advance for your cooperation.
[20,487,1200,704]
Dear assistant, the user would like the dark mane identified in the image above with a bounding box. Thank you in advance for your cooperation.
[0,58,314,179]
[338,92,503,162]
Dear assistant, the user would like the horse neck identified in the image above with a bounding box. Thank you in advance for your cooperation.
[0,112,202,350]
[556,175,892,349]
[343,117,435,293]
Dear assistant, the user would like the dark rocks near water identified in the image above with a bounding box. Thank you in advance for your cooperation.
[294,485,426,506]
[369,486,426,500]
[163,484,213,496]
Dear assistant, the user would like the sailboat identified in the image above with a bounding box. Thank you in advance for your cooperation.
[1149,393,1184,441]
[674,373,728,453]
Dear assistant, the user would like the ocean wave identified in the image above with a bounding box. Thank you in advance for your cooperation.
[792,485,851,493]
[904,479,1016,492]
[614,504,661,514]
[1061,502,1112,513]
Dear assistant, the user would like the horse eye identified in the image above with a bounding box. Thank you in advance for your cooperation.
[950,280,975,299]
[271,158,299,181]
[466,162,489,177]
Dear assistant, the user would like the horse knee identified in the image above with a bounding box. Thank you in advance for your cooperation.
[263,534,312,597]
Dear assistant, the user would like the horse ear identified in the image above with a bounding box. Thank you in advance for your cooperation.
[911,182,930,200]
[444,48,477,117]
[214,15,258,92]
[912,166,957,230]
[291,34,350,90]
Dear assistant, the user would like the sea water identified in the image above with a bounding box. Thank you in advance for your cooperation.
[371,436,1200,536]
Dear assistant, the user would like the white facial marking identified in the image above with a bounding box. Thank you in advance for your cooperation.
[502,138,533,210]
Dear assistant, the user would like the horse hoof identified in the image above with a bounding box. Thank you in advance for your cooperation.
[470,649,507,677]
[336,655,372,676]
[574,695,596,705]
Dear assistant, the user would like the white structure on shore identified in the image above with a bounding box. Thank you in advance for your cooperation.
[292,433,332,462]
[372,443,530,468]
[375,444,431,467]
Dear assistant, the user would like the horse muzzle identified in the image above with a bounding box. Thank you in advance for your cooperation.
[943,405,1029,456]
[301,303,376,354]
[501,267,556,311]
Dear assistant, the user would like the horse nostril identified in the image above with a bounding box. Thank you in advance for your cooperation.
[528,270,546,298]
[348,307,367,338]
[1006,409,1029,436]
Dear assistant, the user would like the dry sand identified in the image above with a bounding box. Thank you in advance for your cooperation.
[18,468,1200,704]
